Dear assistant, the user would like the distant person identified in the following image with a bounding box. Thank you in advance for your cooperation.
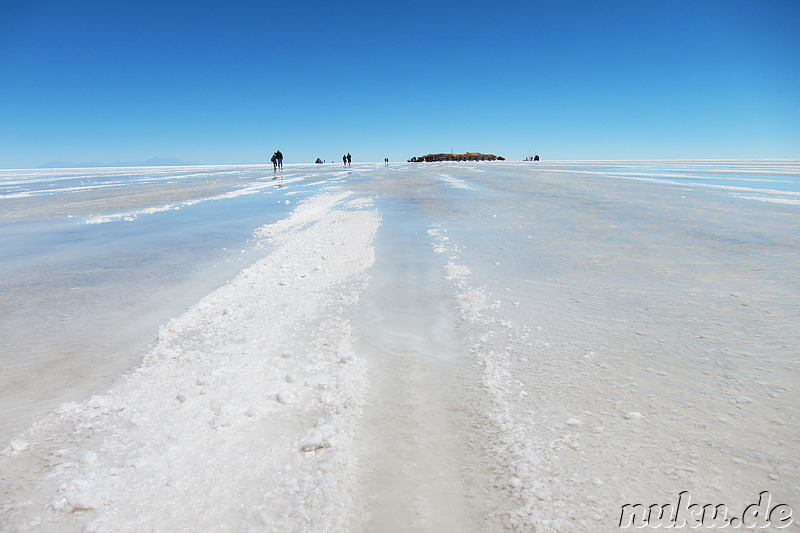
[384,157,389,165]
[271,152,278,171]
[343,154,347,166]
[276,150,283,170]
[346,153,351,166]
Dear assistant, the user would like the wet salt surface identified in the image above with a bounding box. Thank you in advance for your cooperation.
[405,164,800,530]
[0,161,798,531]
[0,166,321,442]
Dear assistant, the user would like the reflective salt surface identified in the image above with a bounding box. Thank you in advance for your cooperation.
[0,161,797,531]
[0,166,322,441]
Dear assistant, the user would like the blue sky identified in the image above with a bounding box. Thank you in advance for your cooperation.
[1,0,798,167]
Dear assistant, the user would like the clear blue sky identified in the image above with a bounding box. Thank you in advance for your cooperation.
[1,0,798,167]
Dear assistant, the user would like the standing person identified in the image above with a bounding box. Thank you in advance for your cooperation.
[276,150,283,170]
[346,153,351,166]
[342,154,347,167]
[271,152,277,171]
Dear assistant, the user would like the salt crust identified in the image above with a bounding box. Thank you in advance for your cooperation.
[430,222,616,531]
[431,224,583,531]
[0,191,379,531]
[436,174,476,191]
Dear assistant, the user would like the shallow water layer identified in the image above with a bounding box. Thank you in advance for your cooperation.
[351,197,493,532]
[0,161,798,531]
[0,166,331,441]
[367,162,799,530]
[338,161,798,530]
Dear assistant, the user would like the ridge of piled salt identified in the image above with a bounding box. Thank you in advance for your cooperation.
[0,190,380,531]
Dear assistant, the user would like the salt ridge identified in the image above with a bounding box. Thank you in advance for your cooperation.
[0,191,380,531]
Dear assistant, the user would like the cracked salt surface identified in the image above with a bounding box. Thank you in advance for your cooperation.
[1,161,798,531]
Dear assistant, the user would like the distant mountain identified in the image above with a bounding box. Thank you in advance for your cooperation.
[38,157,196,168]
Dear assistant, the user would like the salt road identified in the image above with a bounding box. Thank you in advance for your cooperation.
[0,161,798,531]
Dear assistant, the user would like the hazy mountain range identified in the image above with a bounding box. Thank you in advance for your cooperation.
[38,157,196,169]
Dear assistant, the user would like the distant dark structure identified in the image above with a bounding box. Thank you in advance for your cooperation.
[408,152,504,162]
[315,158,323,164]
[534,154,539,161]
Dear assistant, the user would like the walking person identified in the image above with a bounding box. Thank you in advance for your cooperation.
[346,153,351,166]
[276,150,283,170]
[342,154,347,167]
[271,152,277,172]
